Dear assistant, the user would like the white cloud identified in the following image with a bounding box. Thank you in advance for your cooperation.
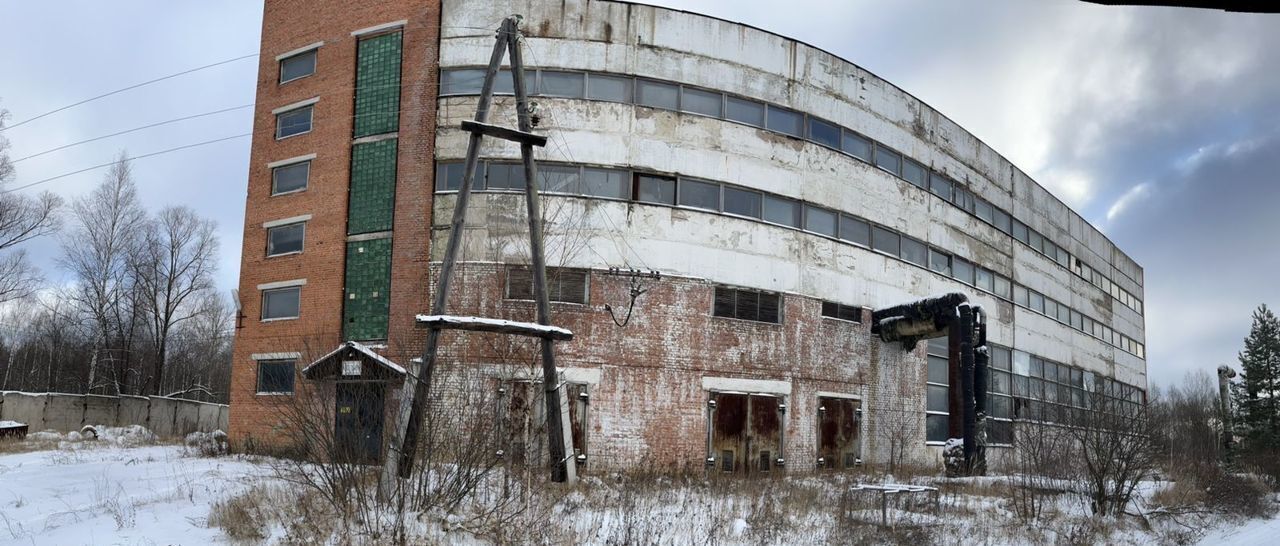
[1105,182,1151,224]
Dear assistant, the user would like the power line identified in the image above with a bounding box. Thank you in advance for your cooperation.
[12,104,255,163]
[0,53,259,133]
[1,133,251,194]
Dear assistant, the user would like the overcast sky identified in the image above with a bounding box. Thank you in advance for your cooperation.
[1,1,1277,388]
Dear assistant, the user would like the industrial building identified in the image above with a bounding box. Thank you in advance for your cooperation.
[229,0,1148,473]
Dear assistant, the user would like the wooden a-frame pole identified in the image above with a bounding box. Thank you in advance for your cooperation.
[379,16,573,499]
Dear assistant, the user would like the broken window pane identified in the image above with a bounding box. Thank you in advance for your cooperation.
[636,174,676,204]
[929,248,951,276]
[538,165,581,194]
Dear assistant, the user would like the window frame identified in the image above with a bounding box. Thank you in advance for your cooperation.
[256,359,296,395]
[279,48,318,85]
[270,158,312,196]
[266,221,306,257]
[261,286,302,321]
[274,103,315,140]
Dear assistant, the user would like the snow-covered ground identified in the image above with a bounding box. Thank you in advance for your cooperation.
[1,433,1277,545]
[0,431,265,545]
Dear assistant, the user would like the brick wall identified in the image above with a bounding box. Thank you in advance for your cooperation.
[229,0,440,444]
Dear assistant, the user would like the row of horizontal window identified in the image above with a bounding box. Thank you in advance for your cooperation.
[439,67,1144,316]
[924,339,1143,442]
[436,160,1145,359]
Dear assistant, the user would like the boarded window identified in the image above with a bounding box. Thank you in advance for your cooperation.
[821,301,862,323]
[713,286,781,323]
[506,267,589,304]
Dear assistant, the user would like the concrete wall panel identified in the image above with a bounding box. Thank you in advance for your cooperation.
[196,402,222,432]
[119,396,150,429]
[44,394,84,431]
[83,395,119,427]
[1,392,45,431]
[148,396,181,438]
[174,399,202,436]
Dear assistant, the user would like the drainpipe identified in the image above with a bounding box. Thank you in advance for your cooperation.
[958,304,977,472]
[971,306,988,474]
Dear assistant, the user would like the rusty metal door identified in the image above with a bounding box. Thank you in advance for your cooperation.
[817,396,862,469]
[710,393,782,474]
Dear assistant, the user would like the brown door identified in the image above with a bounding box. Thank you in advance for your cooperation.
[709,393,782,474]
[817,397,861,469]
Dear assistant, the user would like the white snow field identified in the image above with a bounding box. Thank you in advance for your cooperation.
[0,428,264,545]
[1,430,1277,545]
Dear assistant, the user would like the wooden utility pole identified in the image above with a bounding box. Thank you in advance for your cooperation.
[380,16,575,498]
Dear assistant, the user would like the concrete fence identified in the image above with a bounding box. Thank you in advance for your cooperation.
[0,391,228,437]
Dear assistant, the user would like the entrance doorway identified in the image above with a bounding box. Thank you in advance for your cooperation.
[335,382,385,464]
[817,396,862,469]
[709,392,783,474]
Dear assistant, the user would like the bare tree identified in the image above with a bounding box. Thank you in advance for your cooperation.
[1065,387,1156,517]
[61,152,148,394]
[133,205,218,395]
[162,290,234,401]
[0,104,63,305]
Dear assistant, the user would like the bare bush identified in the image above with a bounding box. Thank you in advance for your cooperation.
[1064,388,1157,517]
[1009,420,1071,521]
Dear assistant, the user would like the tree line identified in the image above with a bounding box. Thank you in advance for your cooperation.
[0,104,231,402]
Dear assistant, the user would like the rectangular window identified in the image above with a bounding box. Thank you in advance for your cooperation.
[929,248,951,276]
[486,163,525,190]
[808,117,841,149]
[538,165,581,194]
[678,179,720,211]
[279,49,316,84]
[1057,303,1071,323]
[926,338,950,443]
[991,346,1012,371]
[1030,291,1045,314]
[804,206,837,237]
[539,70,584,98]
[262,286,301,320]
[842,130,872,161]
[275,105,313,139]
[587,74,632,102]
[927,385,950,412]
[680,87,723,117]
[993,274,1011,300]
[582,167,630,199]
[434,162,468,192]
[713,286,781,323]
[272,160,310,195]
[723,186,762,218]
[1014,285,1029,307]
[926,414,949,443]
[874,146,902,175]
[900,236,927,267]
[725,96,765,127]
[506,267,589,304]
[928,355,949,384]
[976,268,994,292]
[762,195,801,227]
[839,214,870,246]
[766,106,804,137]
[952,187,975,213]
[636,79,679,110]
[821,301,862,323]
[975,199,994,225]
[267,222,305,256]
[494,69,514,95]
[991,209,1011,234]
[927,173,951,199]
[1012,220,1029,244]
[636,174,676,205]
[440,68,483,95]
[903,160,928,189]
[256,360,295,394]
[952,258,975,285]
[1029,230,1044,254]
[1044,298,1058,319]
[871,226,900,256]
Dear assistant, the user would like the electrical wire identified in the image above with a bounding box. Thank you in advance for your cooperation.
[11,104,255,163]
[1,53,259,132]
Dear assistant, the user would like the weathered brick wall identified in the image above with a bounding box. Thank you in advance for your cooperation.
[229,0,440,445]
[422,264,935,471]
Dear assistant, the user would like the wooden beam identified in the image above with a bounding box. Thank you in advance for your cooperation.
[414,314,574,341]
[459,120,548,147]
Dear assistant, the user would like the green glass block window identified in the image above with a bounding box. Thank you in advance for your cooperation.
[348,139,398,234]
[343,238,392,341]
[353,32,403,138]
